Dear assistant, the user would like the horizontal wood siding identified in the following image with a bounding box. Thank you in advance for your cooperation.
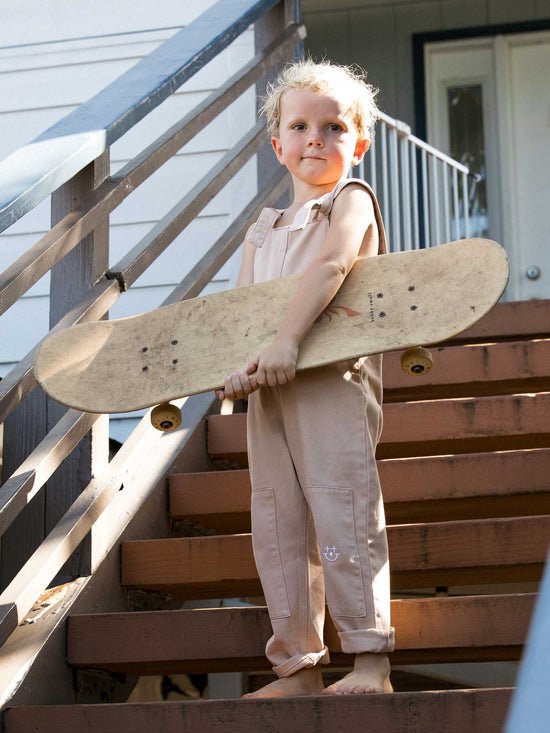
[0,5,256,420]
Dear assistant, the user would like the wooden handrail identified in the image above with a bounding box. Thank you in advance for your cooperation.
[0,168,289,425]
[0,0,281,233]
[107,120,268,290]
[0,411,100,538]
[0,23,305,317]
[163,167,290,305]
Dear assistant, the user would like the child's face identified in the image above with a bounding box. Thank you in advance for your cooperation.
[271,88,369,192]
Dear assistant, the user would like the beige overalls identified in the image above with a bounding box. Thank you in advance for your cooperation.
[247,178,395,678]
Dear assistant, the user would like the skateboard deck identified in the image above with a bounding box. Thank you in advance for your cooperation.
[35,238,509,415]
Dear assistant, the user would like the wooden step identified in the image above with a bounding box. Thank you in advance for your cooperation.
[383,338,550,402]
[451,297,550,342]
[121,515,550,597]
[3,687,514,733]
[208,392,550,462]
[67,594,534,674]
[170,448,550,531]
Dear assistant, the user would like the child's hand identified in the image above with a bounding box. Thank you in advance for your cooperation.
[249,337,299,388]
[215,371,258,401]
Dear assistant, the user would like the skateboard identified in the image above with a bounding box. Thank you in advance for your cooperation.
[34,238,509,430]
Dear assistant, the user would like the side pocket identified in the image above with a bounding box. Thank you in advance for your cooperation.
[251,488,291,620]
[308,487,367,618]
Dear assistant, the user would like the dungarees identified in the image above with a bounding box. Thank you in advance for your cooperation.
[247,178,395,677]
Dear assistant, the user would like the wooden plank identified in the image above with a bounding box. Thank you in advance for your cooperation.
[3,688,514,733]
[0,278,119,425]
[383,339,550,402]
[0,393,215,709]
[0,411,100,537]
[121,516,550,597]
[162,168,290,305]
[449,298,550,342]
[0,0,281,231]
[107,120,267,290]
[66,594,535,674]
[47,153,110,581]
[170,448,550,529]
[207,392,550,461]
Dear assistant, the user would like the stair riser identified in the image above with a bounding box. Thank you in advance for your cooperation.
[67,595,534,674]
[170,448,550,528]
[3,688,514,733]
[121,516,550,596]
[207,392,550,462]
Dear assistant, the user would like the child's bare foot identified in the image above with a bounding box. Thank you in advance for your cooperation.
[242,666,324,699]
[322,653,393,695]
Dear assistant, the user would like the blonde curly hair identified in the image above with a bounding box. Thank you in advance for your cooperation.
[260,59,380,139]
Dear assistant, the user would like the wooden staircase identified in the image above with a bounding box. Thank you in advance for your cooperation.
[4,299,550,732]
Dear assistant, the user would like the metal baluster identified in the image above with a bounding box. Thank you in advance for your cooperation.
[422,148,430,248]
[410,143,420,249]
[400,134,411,250]
[443,163,452,243]
[389,126,400,252]
[380,121,390,248]
[462,171,470,238]
[452,167,460,240]
[431,154,440,245]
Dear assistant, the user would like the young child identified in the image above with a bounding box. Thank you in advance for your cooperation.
[215,59,395,697]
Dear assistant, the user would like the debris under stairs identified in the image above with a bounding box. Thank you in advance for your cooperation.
[4,298,550,733]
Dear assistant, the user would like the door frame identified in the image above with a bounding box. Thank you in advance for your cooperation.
[413,19,550,301]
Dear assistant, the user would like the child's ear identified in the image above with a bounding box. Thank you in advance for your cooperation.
[352,137,370,166]
[272,136,285,164]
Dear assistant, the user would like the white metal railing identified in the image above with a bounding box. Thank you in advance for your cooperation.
[359,110,475,252]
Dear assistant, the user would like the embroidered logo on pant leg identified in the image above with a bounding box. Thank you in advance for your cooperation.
[323,546,340,562]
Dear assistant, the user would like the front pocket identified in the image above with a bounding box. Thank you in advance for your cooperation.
[251,488,291,619]
[308,487,367,618]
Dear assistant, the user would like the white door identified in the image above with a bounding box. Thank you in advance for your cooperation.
[425,31,550,301]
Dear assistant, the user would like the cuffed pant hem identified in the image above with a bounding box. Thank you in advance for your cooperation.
[338,627,395,655]
[273,647,330,678]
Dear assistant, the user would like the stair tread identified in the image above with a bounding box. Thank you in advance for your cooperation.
[121,515,550,596]
[383,338,550,401]
[66,594,534,674]
[3,688,514,733]
[208,392,550,461]
[170,448,550,528]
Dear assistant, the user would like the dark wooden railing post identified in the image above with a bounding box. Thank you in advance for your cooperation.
[0,153,110,589]
[254,0,300,203]
[48,151,110,580]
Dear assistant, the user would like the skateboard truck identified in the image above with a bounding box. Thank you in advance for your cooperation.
[400,346,433,376]
[151,402,182,431]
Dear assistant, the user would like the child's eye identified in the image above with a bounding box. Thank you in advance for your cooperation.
[292,123,307,131]
[327,123,343,132]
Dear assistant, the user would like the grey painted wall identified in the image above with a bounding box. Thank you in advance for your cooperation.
[301,0,550,128]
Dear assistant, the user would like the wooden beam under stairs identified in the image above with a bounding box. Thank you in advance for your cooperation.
[121,515,550,598]
[67,594,534,675]
[170,448,550,531]
[3,688,514,733]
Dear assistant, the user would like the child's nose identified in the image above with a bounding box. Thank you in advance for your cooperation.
[307,134,323,147]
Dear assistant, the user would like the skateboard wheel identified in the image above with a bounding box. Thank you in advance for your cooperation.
[151,402,182,431]
[400,347,433,376]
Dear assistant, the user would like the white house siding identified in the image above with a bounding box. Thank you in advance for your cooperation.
[0,1,258,439]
